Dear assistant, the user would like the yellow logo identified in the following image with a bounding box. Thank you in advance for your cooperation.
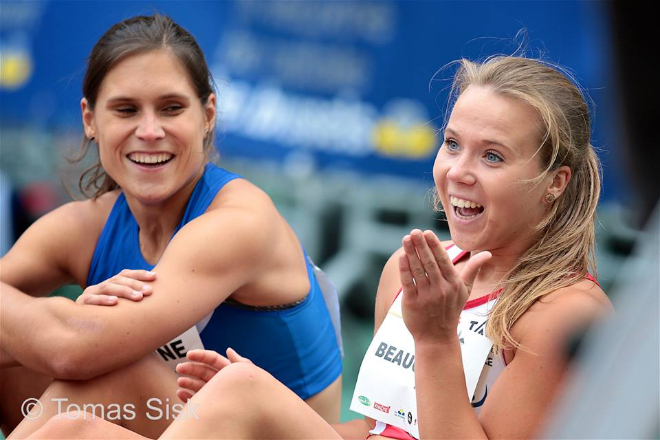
[373,118,437,159]
[0,50,33,90]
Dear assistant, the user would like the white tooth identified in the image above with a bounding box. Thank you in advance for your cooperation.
[458,199,465,208]
[470,202,477,209]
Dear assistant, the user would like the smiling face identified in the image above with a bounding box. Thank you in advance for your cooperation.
[434,85,555,254]
[81,49,215,206]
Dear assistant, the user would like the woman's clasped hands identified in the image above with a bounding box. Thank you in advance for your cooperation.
[398,229,491,345]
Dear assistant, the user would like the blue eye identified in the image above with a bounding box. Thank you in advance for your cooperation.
[444,139,460,152]
[484,151,503,163]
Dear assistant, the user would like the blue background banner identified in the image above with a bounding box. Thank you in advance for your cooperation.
[0,1,616,195]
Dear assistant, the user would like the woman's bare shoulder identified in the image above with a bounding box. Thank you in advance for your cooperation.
[15,190,118,240]
[208,177,275,213]
[514,278,613,351]
[538,278,613,317]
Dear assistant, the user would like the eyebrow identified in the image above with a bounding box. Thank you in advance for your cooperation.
[444,127,513,153]
[105,94,192,104]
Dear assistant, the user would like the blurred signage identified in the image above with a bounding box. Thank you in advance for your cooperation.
[0,1,611,185]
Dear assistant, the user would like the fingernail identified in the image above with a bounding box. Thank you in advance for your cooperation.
[147,271,156,276]
[141,285,151,292]
[131,290,142,298]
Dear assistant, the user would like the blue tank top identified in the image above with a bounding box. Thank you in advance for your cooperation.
[87,163,342,399]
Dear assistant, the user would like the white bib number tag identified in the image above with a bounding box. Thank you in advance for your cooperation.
[350,292,493,439]
[155,313,211,370]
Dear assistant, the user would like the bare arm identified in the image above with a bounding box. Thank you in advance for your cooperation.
[0,199,103,371]
[0,205,276,380]
[401,230,612,439]
[475,285,612,438]
[0,200,103,296]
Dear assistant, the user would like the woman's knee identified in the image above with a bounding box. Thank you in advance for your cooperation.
[202,362,272,397]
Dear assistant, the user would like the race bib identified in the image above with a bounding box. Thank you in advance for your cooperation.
[350,292,494,439]
[154,313,211,369]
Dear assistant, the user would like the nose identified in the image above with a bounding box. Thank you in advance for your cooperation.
[446,154,477,186]
[135,111,165,142]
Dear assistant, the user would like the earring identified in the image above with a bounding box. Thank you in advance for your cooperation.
[545,193,556,203]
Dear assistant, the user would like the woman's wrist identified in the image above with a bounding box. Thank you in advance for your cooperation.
[414,334,462,354]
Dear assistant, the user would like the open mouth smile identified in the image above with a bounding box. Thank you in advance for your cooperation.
[127,152,174,167]
[450,196,484,220]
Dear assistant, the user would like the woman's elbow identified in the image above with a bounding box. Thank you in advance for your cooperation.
[42,332,103,380]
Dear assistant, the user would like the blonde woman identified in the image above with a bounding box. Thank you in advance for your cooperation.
[28,56,612,440]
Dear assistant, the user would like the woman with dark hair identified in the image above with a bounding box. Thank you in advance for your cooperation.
[0,14,342,438]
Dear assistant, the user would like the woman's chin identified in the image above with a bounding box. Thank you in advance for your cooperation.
[448,233,482,252]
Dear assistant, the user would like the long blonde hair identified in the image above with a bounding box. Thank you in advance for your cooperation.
[442,56,601,352]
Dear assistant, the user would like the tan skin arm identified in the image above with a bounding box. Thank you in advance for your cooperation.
[0,198,109,369]
[476,284,612,438]
[0,201,277,380]
[0,198,109,296]
[399,230,612,439]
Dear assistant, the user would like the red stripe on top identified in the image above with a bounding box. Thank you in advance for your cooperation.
[392,243,497,306]
[463,288,502,310]
[586,273,600,286]
[447,243,500,309]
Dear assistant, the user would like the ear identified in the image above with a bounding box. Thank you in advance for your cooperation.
[203,93,216,133]
[546,165,571,199]
[81,98,96,139]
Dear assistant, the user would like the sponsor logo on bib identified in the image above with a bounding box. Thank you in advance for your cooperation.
[374,402,390,414]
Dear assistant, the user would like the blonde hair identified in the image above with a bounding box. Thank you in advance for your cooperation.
[441,56,601,352]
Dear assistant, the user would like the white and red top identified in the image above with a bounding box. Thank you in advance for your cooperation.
[350,245,505,440]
